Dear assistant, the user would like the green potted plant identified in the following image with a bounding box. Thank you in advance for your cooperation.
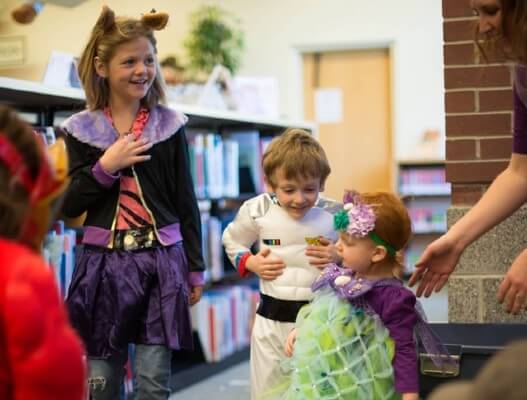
[184,5,244,80]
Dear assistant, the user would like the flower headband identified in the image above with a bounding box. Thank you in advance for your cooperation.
[334,190,396,256]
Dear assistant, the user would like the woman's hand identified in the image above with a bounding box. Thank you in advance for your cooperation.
[408,233,463,297]
[284,328,297,357]
[99,135,152,174]
[306,236,340,269]
[401,392,419,400]
[498,249,527,313]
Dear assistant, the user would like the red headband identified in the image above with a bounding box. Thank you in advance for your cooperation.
[0,133,62,204]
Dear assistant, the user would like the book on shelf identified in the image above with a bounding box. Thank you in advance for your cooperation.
[398,166,451,196]
[42,220,76,299]
[187,130,240,199]
[223,130,263,194]
[203,133,224,199]
[191,286,259,363]
[222,138,240,198]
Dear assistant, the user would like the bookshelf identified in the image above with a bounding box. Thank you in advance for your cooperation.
[0,76,316,391]
[395,159,451,275]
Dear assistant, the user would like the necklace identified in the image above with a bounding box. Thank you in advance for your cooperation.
[103,107,149,140]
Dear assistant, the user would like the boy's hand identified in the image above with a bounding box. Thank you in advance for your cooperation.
[401,393,419,400]
[284,328,297,357]
[246,248,285,280]
[305,236,341,269]
[100,135,153,174]
[189,286,203,306]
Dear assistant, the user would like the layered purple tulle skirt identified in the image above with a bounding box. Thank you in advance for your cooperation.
[66,243,193,359]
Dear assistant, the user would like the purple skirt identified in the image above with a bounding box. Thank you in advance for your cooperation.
[66,243,193,359]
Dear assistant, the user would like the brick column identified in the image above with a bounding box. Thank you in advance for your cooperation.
[443,0,526,322]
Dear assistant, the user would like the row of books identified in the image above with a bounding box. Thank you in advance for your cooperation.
[187,129,273,199]
[408,206,447,233]
[200,201,226,282]
[191,285,260,362]
[42,220,77,299]
[398,167,450,196]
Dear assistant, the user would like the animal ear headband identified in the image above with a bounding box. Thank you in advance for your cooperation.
[334,190,396,257]
[95,5,169,33]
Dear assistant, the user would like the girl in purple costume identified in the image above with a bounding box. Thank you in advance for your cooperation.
[278,191,447,400]
[62,6,204,400]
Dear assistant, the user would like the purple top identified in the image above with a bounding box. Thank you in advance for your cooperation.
[313,265,418,394]
[365,286,418,393]
[513,83,527,154]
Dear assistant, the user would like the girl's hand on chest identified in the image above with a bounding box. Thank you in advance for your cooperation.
[99,135,153,174]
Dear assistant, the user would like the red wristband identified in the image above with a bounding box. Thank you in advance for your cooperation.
[237,252,252,277]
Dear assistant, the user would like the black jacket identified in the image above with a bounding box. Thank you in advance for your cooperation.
[61,105,204,272]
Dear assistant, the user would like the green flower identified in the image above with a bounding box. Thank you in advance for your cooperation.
[333,210,349,231]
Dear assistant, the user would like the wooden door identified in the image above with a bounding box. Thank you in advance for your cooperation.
[303,49,392,200]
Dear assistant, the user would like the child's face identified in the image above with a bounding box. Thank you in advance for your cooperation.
[96,36,157,108]
[335,232,376,274]
[269,169,321,220]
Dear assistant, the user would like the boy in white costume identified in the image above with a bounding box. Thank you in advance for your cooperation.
[222,129,341,399]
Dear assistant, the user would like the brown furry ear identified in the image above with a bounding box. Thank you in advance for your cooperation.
[141,9,169,30]
[11,3,38,24]
[96,5,116,33]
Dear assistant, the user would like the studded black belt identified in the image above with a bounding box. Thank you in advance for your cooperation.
[113,227,161,251]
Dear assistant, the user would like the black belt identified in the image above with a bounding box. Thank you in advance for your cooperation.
[113,227,161,251]
[256,292,309,323]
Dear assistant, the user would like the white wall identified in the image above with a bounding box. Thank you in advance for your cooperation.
[0,0,444,159]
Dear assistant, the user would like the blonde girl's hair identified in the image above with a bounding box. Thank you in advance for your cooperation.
[0,106,41,240]
[475,0,527,63]
[360,191,412,279]
[77,6,169,110]
[262,128,331,188]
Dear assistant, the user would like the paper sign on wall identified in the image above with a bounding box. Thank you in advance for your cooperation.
[0,36,25,67]
[43,50,81,88]
[314,88,343,124]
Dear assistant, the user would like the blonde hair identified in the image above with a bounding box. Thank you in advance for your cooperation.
[262,128,330,188]
[360,191,412,278]
[476,0,527,63]
[77,6,168,110]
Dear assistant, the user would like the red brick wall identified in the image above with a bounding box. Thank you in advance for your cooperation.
[443,0,513,205]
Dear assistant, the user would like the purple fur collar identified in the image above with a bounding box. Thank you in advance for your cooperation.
[61,105,188,149]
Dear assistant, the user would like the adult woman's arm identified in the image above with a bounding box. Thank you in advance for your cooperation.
[409,152,527,297]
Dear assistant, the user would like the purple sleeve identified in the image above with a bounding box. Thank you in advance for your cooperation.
[513,84,527,154]
[368,287,419,394]
[188,271,205,287]
[91,160,120,188]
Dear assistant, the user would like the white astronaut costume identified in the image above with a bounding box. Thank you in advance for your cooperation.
[222,193,341,399]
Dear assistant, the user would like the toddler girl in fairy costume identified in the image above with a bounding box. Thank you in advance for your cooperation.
[278,190,447,400]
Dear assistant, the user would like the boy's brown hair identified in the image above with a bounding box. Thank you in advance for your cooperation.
[262,128,331,188]
[361,191,412,278]
[0,106,41,240]
[77,6,167,110]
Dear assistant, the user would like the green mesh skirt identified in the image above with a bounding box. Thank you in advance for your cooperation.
[265,289,400,400]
